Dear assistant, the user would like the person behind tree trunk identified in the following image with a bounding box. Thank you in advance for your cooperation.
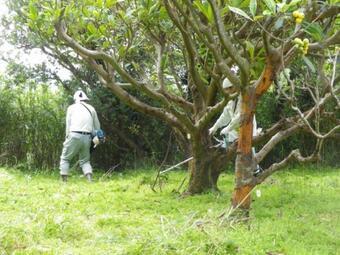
[59,89,101,182]
[209,78,262,176]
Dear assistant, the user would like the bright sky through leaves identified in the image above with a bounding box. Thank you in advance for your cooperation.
[0,0,71,79]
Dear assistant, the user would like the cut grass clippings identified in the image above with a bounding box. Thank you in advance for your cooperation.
[0,166,339,254]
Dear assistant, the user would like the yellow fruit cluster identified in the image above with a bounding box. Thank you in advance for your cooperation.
[293,38,309,55]
[293,10,305,24]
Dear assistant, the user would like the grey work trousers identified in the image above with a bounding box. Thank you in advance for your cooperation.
[59,132,93,176]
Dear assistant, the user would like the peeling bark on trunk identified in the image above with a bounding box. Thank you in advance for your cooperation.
[231,90,256,211]
[232,57,278,211]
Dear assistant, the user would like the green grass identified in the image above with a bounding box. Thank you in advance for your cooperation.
[0,166,339,255]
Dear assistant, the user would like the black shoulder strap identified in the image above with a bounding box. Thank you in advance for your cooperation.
[80,102,93,118]
[80,103,95,131]
[233,98,238,113]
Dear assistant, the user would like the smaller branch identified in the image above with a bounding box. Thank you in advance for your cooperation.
[55,17,197,131]
[255,124,301,163]
[161,92,194,113]
[255,148,319,185]
[292,105,340,139]
[235,21,253,39]
[309,30,340,52]
[196,97,231,130]
[165,0,207,98]
[252,119,288,145]
[330,49,340,108]
[155,39,166,90]
[256,20,286,43]
[261,17,275,55]
[168,59,185,96]
[208,0,249,85]
[314,5,340,21]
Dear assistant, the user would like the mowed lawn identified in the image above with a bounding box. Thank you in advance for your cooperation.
[0,166,339,255]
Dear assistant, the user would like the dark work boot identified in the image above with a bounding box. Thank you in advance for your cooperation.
[61,175,68,182]
[85,173,93,182]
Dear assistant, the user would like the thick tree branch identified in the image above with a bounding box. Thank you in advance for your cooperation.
[55,17,198,133]
[255,88,337,163]
[255,125,301,163]
[292,105,340,139]
[164,0,207,99]
[196,97,230,131]
[181,0,241,88]
[314,5,340,21]
[255,148,320,185]
[255,52,281,97]
[155,40,166,91]
[309,30,340,52]
[208,0,249,86]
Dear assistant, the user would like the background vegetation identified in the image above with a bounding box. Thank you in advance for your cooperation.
[1,62,338,171]
[0,63,178,171]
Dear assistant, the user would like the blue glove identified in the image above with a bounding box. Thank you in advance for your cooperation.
[95,129,106,142]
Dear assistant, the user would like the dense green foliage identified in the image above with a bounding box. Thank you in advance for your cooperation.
[89,87,177,169]
[0,166,339,254]
[0,75,65,169]
[0,63,338,170]
[256,92,340,167]
[0,73,338,170]
[1,0,338,174]
[0,63,176,170]
[255,55,340,167]
[1,0,338,183]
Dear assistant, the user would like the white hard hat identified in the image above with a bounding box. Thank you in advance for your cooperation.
[222,77,234,89]
[73,89,89,102]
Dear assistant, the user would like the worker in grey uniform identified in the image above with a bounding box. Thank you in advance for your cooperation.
[59,89,101,182]
[209,78,262,176]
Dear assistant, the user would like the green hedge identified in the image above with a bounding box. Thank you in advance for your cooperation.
[0,83,66,169]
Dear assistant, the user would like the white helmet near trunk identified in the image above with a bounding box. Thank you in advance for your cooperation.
[222,77,233,89]
[73,89,89,102]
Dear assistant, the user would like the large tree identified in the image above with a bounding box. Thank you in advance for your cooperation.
[7,0,339,209]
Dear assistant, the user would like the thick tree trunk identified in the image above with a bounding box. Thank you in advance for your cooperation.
[231,56,278,211]
[186,133,226,194]
[231,90,256,211]
[187,157,217,193]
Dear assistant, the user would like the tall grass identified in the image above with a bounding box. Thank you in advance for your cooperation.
[0,166,338,254]
[0,83,66,169]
